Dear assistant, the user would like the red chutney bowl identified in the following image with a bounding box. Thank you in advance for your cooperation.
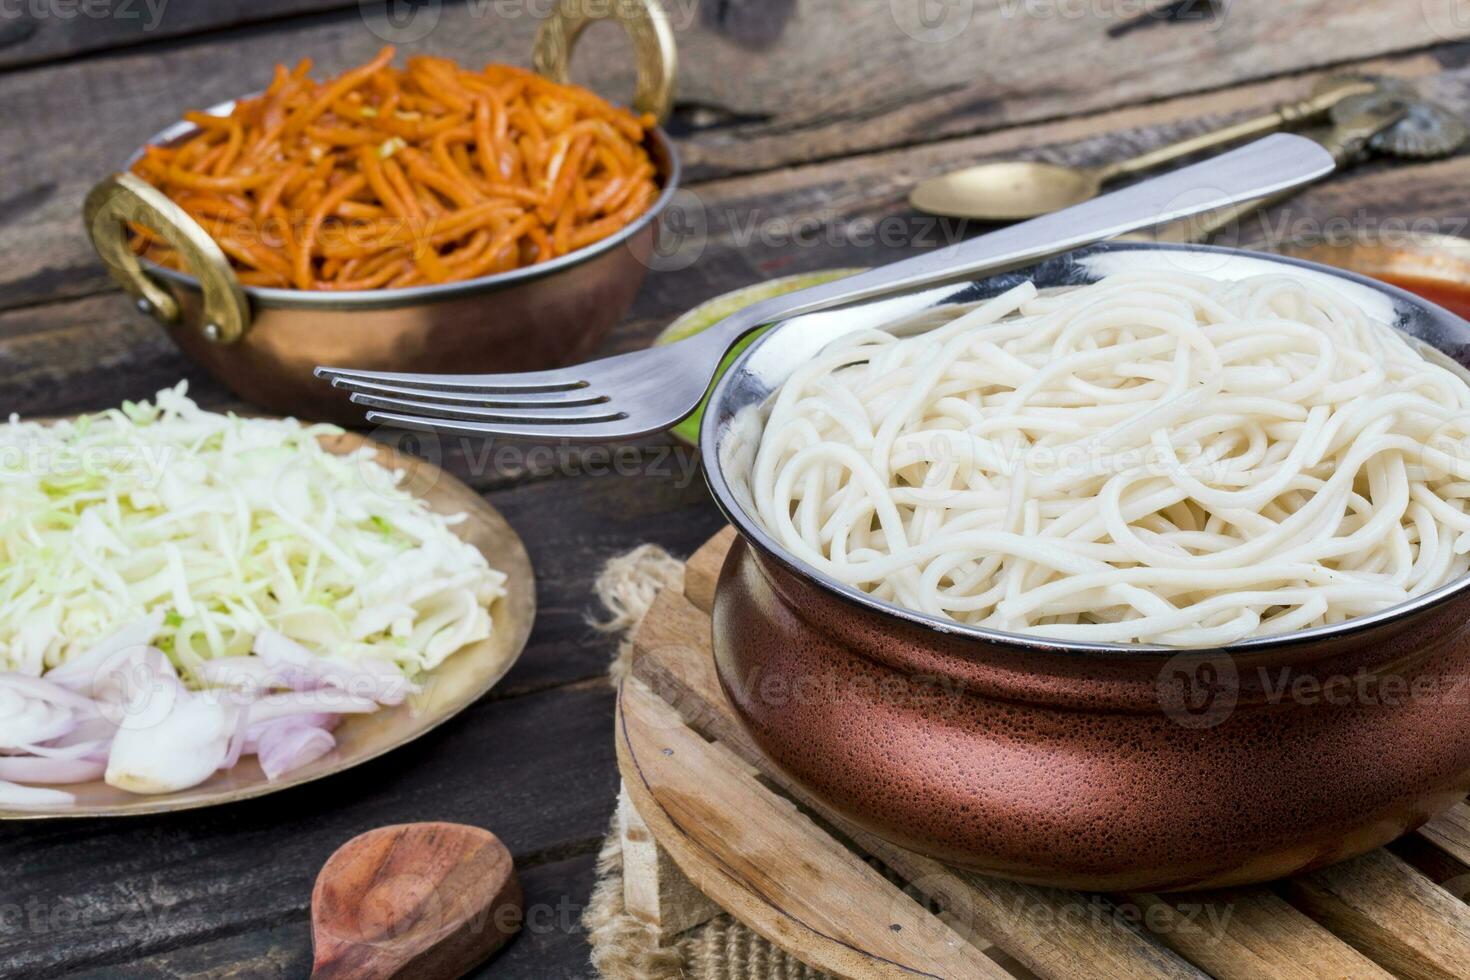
[698,242,1470,891]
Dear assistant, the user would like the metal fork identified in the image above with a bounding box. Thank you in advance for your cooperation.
[317,134,1334,442]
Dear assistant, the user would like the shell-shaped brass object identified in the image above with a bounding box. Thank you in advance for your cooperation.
[1323,74,1468,159]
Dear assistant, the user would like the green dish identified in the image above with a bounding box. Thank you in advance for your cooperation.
[655,268,864,445]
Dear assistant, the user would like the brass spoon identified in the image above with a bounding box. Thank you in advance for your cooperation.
[1142,98,1410,245]
[310,822,522,980]
[909,78,1373,222]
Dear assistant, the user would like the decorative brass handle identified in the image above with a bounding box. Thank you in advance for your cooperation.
[532,0,677,123]
[82,172,250,344]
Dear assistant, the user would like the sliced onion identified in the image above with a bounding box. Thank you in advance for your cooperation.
[93,648,186,734]
[244,690,379,725]
[251,717,336,780]
[243,712,339,755]
[45,613,165,695]
[0,780,76,807]
[0,690,76,749]
[0,674,103,752]
[194,657,321,697]
[46,715,119,753]
[254,629,414,705]
[0,618,402,801]
[15,739,112,761]
[0,674,102,714]
[220,702,252,771]
[105,692,235,795]
[0,756,105,784]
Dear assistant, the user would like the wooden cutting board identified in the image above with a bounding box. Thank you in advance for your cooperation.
[615,527,1470,980]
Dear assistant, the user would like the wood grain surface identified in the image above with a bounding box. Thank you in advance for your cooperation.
[619,677,1011,979]
[5,3,1470,312]
[2,0,1470,975]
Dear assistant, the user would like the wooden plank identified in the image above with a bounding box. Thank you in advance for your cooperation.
[464,851,606,980]
[2,49,1459,317]
[0,293,222,416]
[1418,802,1470,870]
[1127,890,1393,980]
[57,850,602,979]
[684,526,737,613]
[1281,848,1470,980]
[0,682,621,978]
[454,445,724,695]
[0,0,349,71]
[668,2,1470,179]
[662,54,1463,293]
[632,586,1210,980]
[618,674,1011,980]
[7,0,1458,179]
[617,782,722,938]
[1234,153,1470,250]
[13,51,1459,323]
[919,872,1207,980]
[2,5,1464,310]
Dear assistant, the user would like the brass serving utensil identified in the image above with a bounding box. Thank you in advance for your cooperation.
[1144,98,1410,245]
[909,77,1372,221]
[1327,75,1469,159]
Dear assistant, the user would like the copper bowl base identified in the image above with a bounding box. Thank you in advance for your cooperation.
[713,537,1470,892]
[163,223,657,425]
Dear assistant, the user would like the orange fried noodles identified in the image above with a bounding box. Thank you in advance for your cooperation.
[129,47,661,291]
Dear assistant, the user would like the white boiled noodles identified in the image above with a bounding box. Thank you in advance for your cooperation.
[751,270,1470,646]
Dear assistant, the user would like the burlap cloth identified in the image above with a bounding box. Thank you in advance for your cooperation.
[584,545,831,980]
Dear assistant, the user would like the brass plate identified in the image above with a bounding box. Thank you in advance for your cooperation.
[0,431,536,819]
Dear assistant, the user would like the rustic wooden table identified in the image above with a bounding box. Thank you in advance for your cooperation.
[2,2,1469,976]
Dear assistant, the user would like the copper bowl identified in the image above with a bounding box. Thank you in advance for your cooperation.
[80,0,680,425]
[81,122,678,425]
[700,242,1470,892]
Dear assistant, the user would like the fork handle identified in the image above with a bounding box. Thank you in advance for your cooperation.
[695,133,1335,355]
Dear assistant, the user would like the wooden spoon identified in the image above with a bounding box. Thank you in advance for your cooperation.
[311,822,522,979]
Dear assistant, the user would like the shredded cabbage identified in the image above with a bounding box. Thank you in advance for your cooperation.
[0,383,506,686]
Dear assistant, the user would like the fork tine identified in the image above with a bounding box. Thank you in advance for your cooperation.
[314,364,587,393]
[364,410,662,441]
[331,376,609,406]
[349,392,625,423]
